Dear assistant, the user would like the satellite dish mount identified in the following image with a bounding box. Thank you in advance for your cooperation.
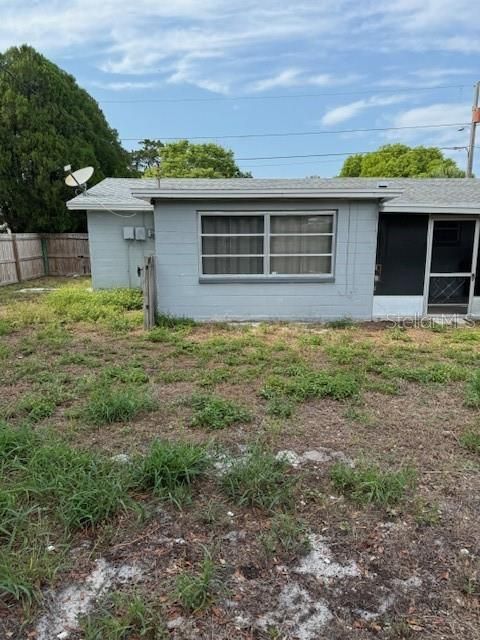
[64,165,94,195]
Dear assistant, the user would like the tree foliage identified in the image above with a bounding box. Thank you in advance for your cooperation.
[339,144,465,178]
[134,139,251,178]
[0,45,131,232]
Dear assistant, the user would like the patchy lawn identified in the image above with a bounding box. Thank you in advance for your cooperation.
[0,277,479,639]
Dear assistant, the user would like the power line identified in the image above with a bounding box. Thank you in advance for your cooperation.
[99,83,470,104]
[120,121,470,142]
[235,145,471,162]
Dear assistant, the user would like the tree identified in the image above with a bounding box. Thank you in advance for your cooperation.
[0,45,131,232]
[134,139,252,178]
[339,144,465,178]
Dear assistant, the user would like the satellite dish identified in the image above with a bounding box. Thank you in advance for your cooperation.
[65,166,94,188]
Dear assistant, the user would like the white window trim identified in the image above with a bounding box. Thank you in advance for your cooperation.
[197,210,337,281]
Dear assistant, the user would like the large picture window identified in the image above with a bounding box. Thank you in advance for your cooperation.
[199,211,335,277]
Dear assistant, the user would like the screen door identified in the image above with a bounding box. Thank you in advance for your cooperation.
[426,219,478,315]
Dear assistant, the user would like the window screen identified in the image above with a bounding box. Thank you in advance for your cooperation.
[200,212,335,277]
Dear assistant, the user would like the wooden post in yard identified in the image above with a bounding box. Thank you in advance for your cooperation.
[143,256,156,330]
[10,234,21,283]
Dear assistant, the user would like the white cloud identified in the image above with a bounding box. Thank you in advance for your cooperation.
[90,80,160,91]
[321,95,407,126]
[386,103,471,147]
[250,68,361,92]
[0,0,478,95]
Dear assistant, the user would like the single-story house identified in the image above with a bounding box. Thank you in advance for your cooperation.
[66,177,480,321]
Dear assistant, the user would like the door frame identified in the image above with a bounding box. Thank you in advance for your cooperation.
[423,215,480,316]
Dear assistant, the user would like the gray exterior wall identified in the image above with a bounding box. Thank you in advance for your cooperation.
[154,199,379,321]
[87,210,155,289]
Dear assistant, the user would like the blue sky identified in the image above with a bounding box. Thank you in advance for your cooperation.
[1,0,479,177]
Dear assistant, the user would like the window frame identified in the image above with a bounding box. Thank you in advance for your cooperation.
[198,210,337,281]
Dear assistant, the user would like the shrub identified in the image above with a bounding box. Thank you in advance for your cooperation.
[175,550,223,612]
[83,385,156,425]
[459,430,480,454]
[221,445,295,511]
[330,462,415,506]
[135,440,208,497]
[261,513,311,558]
[189,394,252,430]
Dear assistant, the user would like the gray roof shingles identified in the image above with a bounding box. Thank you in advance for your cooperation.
[67,177,480,209]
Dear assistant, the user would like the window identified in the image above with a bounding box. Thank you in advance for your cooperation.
[199,211,335,277]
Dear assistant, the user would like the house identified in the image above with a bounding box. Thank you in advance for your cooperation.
[66,177,480,321]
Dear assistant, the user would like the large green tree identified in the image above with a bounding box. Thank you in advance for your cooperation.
[339,144,465,178]
[134,139,252,178]
[0,45,131,232]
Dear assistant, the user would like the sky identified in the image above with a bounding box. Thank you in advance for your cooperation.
[0,0,479,178]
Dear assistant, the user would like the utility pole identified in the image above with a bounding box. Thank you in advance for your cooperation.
[466,81,480,178]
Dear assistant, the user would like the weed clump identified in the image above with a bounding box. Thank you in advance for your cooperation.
[83,384,156,425]
[81,591,168,640]
[175,550,224,612]
[221,445,295,511]
[189,393,252,430]
[261,513,311,558]
[460,429,480,454]
[330,461,415,506]
[135,440,208,500]
[261,366,360,403]
[465,370,480,408]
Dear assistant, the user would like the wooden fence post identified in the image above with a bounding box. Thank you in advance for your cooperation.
[10,234,21,283]
[41,237,49,276]
[143,256,156,330]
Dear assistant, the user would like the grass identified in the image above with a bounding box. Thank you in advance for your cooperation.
[174,549,224,613]
[188,393,252,430]
[81,591,167,640]
[261,366,360,403]
[266,396,294,418]
[135,440,209,500]
[2,278,480,630]
[83,384,156,425]
[260,513,311,558]
[0,423,134,603]
[465,370,480,408]
[221,444,295,511]
[330,461,416,506]
[459,429,480,454]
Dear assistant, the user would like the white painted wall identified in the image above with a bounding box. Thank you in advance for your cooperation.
[87,210,155,288]
[153,199,379,321]
[372,296,424,319]
[471,297,480,316]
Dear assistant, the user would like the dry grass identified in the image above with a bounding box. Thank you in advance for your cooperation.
[0,277,479,639]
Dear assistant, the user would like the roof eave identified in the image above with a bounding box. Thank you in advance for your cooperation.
[381,203,480,214]
[130,188,403,201]
[66,201,154,211]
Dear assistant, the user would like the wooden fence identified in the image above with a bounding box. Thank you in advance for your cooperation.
[0,233,90,286]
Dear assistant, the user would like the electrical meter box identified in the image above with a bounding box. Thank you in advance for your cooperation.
[135,227,146,241]
[123,227,135,240]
